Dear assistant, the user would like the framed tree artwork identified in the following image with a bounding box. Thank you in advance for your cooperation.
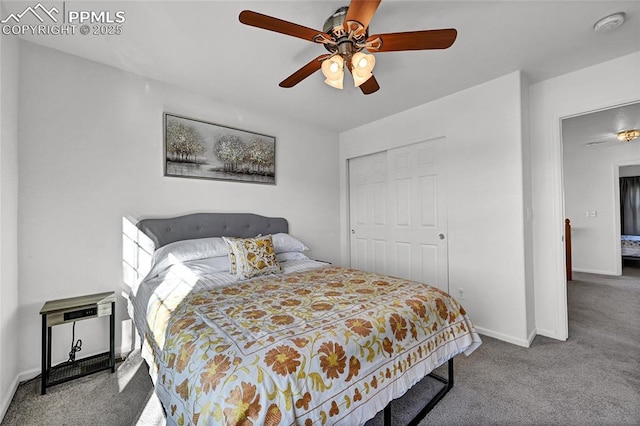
[164,113,276,184]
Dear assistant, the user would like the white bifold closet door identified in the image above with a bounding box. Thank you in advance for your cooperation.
[349,138,448,292]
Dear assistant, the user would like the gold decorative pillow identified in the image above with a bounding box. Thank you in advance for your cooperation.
[223,235,281,279]
[225,234,262,274]
[227,243,237,274]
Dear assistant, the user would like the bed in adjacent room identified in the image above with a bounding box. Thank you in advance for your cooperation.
[622,235,640,260]
[127,213,481,425]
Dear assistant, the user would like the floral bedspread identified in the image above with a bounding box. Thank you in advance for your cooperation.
[136,265,481,425]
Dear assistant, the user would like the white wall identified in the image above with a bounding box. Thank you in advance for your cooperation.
[340,72,533,347]
[16,41,340,377]
[0,16,20,420]
[530,51,640,340]
[520,74,536,341]
[563,126,640,274]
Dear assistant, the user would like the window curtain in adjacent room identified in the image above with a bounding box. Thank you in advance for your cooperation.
[620,176,640,235]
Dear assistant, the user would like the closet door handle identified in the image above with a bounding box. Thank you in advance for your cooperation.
[438,234,445,240]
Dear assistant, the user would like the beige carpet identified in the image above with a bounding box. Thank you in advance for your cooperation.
[3,265,639,425]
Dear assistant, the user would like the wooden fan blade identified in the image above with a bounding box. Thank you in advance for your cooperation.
[359,74,380,95]
[344,0,381,30]
[367,29,457,52]
[279,55,326,88]
[239,10,330,43]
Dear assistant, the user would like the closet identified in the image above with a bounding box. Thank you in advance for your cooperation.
[348,138,449,292]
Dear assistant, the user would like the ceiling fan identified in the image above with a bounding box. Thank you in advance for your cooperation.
[239,0,457,95]
[585,129,640,147]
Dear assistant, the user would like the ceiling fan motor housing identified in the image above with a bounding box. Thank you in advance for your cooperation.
[322,6,368,57]
[323,6,349,33]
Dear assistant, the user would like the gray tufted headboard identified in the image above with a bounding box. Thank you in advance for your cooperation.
[137,213,289,249]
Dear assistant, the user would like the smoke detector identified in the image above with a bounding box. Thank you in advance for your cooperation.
[594,12,625,33]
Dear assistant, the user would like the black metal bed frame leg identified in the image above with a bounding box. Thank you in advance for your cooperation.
[383,357,454,426]
[41,314,47,395]
[384,405,392,426]
[110,301,116,373]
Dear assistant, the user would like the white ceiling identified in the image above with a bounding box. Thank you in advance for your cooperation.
[562,102,640,148]
[6,0,640,132]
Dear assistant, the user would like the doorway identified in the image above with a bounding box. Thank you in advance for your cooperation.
[561,102,640,277]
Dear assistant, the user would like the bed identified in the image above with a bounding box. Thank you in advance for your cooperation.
[128,213,481,425]
[622,235,640,260]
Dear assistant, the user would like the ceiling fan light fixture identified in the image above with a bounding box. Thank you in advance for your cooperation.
[321,55,344,89]
[324,76,344,89]
[352,71,371,87]
[617,129,640,142]
[351,52,375,87]
[239,1,457,95]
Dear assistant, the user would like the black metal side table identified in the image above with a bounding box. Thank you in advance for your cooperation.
[40,291,116,394]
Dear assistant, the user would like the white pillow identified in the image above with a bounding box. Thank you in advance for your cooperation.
[271,233,309,253]
[147,237,228,278]
[179,256,231,274]
[276,251,310,262]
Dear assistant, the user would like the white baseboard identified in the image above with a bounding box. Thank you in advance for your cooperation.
[17,367,40,383]
[572,268,618,276]
[16,349,130,386]
[535,327,567,341]
[4,344,131,419]
[0,375,19,423]
[474,326,532,348]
